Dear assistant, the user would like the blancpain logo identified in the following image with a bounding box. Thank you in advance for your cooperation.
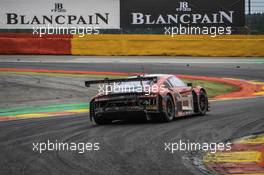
[131,11,234,25]
[5,2,109,25]
[176,2,191,12]
[130,1,234,25]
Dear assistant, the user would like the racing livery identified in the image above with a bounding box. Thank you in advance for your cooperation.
[85,74,209,125]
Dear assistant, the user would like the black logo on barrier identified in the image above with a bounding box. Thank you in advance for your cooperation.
[176,2,191,12]
[51,3,66,12]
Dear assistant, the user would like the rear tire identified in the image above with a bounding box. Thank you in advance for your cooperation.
[198,91,208,116]
[161,95,175,122]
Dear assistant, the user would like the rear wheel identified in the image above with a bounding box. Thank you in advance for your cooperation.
[93,116,112,125]
[198,91,208,116]
[161,95,175,122]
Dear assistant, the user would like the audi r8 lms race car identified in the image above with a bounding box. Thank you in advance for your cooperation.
[85,74,209,124]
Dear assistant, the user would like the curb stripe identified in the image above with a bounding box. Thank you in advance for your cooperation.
[204,134,264,175]
[234,135,264,145]
[204,151,262,163]
[0,109,89,121]
[205,162,264,174]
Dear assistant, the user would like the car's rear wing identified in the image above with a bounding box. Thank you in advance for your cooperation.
[85,76,158,87]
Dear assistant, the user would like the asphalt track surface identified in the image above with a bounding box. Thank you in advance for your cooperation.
[0,56,264,175]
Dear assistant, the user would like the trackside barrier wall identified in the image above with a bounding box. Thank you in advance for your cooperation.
[71,34,264,57]
[0,34,264,56]
[0,33,72,55]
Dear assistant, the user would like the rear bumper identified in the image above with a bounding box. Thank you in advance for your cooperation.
[93,106,160,120]
[95,111,155,120]
[89,94,163,121]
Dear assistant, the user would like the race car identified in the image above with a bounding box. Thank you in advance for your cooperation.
[85,74,209,125]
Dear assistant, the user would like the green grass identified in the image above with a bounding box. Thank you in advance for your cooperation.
[182,79,239,98]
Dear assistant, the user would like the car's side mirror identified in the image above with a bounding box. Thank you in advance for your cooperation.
[187,83,193,87]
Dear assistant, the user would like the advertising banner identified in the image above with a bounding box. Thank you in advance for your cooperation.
[120,0,245,28]
[0,0,120,29]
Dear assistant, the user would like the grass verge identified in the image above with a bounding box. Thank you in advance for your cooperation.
[183,79,239,98]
